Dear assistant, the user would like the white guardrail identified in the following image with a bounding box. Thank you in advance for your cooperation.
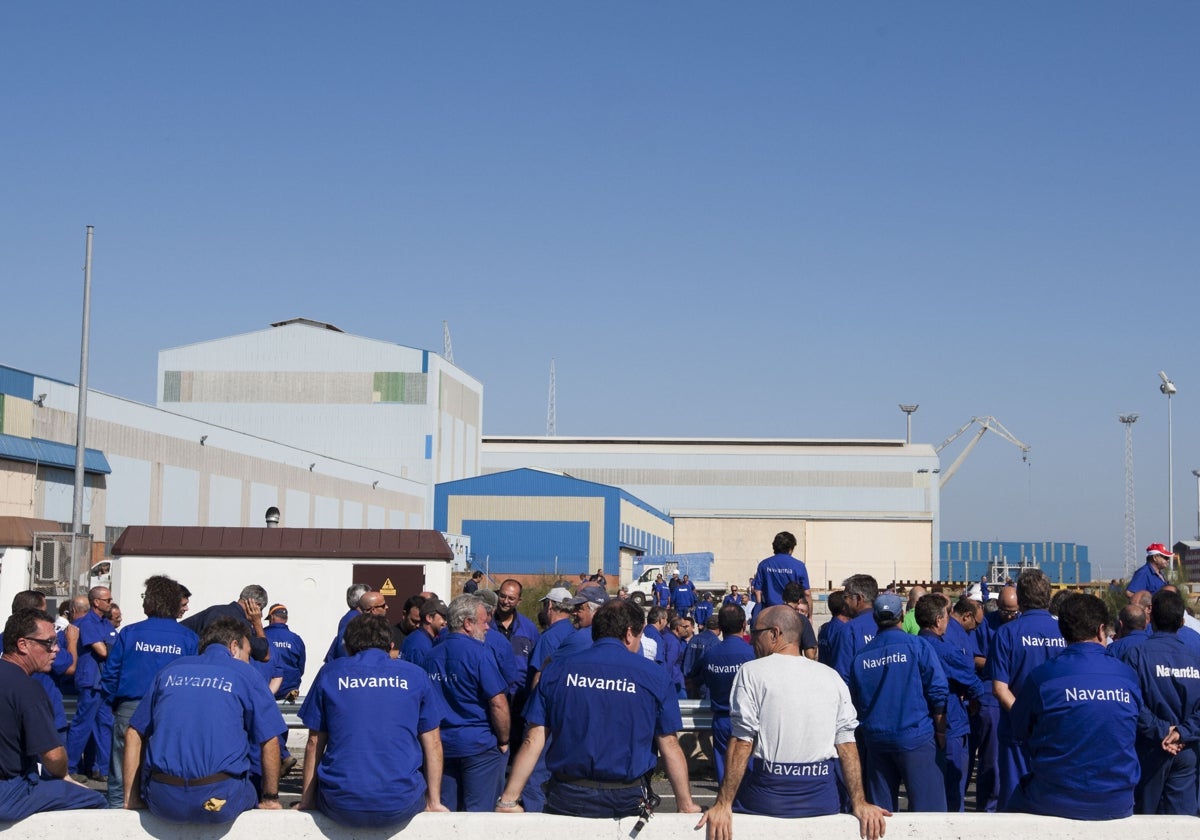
[2,808,1194,840]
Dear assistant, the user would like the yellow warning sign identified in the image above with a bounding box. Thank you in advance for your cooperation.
[380,578,397,597]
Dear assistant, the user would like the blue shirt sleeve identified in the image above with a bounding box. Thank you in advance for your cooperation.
[298,674,326,732]
[990,626,1014,685]
[1009,673,1041,741]
[829,623,855,683]
[243,665,288,745]
[100,631,124,699]
[920,643,949,715]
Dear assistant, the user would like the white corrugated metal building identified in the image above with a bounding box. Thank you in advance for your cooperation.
[156,319,482,510]
[481,436,941,588]
[0,364,428,543]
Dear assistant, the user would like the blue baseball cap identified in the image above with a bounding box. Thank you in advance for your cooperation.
[873,593,903,622]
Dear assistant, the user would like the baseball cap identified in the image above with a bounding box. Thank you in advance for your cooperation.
[475,589,499,609]
[873,593,903,622]
[542,587,574,605]
[567,585,609,609]
[420,598,449,619]
[1147,543,1172,558]
[267,603,288,617]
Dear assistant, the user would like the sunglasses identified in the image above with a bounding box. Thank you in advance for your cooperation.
[24,636,59,651]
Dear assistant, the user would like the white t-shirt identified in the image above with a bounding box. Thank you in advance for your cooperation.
[730,654,858,764]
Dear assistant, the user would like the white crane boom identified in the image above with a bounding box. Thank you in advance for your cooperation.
[936,415,1030,488]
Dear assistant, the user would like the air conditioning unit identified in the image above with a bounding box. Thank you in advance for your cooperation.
[34,542,63,583]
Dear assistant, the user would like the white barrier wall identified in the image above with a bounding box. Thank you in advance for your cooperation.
[2,810,1194,840]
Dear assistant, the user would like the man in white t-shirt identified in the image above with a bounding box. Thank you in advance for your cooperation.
[697,606,889,840]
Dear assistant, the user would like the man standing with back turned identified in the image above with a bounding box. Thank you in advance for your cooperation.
[752,531,811,617]
[698,605,888,840]
[1008,593,1140,819]
[496,600,700,818]
[989,569,1064,810]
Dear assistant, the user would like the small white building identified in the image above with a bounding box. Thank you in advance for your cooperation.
[111,525,453,695]
[0,516,68,617]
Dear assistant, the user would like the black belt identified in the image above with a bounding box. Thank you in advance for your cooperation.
[552,772,642,790]
[150,771,235,787]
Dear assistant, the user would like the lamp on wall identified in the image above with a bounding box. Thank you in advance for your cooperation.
[200,435,208,445]
[33,394,46,407]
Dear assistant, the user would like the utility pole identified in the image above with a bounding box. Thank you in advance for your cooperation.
[1119,414,1139,578]
[1159,371,1177,564]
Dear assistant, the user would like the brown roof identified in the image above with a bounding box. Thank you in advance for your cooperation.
[111,526,453,561]
[0,517,67,548]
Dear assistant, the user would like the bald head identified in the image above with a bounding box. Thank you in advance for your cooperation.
[358,592,386,613]
[1118,605,1147,636]
[70,596,90,619]
[1131,590,1153,614]
[907,585,927,607]
[997,586,1018,614]
[757,605,802,645]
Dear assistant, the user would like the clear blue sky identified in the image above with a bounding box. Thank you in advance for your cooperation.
[4,4,1198,579]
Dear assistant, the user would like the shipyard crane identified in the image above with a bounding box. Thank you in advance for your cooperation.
[935,416,1030,489]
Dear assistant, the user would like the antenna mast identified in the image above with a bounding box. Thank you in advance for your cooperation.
[1119,414,1139,577]
[546,358,556,437]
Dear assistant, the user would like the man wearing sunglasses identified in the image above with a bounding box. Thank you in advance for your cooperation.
[0,609,106,820]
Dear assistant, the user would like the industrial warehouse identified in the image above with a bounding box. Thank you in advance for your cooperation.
[0,317,1091,611]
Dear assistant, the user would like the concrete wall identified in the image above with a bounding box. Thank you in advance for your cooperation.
[1,808,1188,840]
[482,437,941,582]
[673,516,933,591]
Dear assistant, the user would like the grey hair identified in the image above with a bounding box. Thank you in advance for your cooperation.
[345,583,371,609]
[448,594,484,630]
[239,584,268,609]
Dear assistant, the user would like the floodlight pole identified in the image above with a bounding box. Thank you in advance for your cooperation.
[71,226,94,588]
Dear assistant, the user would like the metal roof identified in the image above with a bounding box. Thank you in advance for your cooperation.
[0,434,111,474]
[112,526,453,560]
[0,516,66,548]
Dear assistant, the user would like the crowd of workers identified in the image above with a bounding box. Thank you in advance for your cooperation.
[3,533,1199,836]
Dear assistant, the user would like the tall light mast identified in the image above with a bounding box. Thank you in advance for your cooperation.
[1119,414,1139,578]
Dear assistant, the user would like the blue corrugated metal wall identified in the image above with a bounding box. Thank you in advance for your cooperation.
[940,541,1092,584]
[435,468,672,576]
[463,520,590,575]
[0,366,35,400]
